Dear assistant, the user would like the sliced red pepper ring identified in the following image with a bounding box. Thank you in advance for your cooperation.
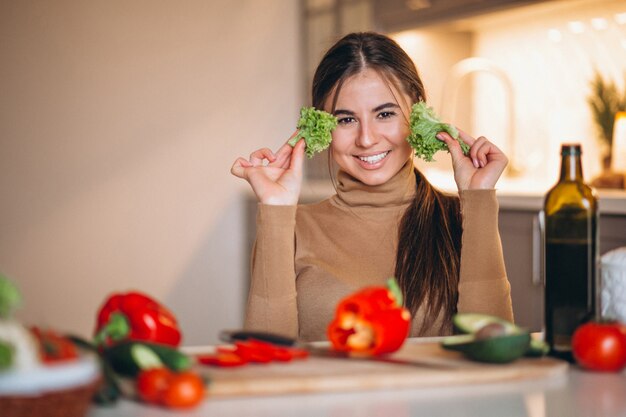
[234,340,275,363]
[196,340,310,367]
[196,350,248,367]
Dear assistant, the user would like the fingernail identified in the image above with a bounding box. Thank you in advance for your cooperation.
[436,133,444,141]
[473,158,479,168]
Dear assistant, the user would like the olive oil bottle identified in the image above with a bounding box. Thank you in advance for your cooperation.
[543,144,598,362]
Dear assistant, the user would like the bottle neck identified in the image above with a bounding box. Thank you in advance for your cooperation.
[559,153,583,182]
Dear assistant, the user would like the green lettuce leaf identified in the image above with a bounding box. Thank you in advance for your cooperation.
[289,107,337,159]
[407,101,469,162]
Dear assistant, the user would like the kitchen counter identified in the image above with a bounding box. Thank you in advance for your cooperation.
[86,364,626,417]
[87,340,626,417]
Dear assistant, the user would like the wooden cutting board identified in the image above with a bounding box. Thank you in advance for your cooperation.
[190,341,569,398]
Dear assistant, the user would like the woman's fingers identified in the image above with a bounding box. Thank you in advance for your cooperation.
[457,128,476,147]
[230,157,252,179]
[249,148,276,166]
[436,132,466,163]
[289,139,306,176]
[469,136,488,168]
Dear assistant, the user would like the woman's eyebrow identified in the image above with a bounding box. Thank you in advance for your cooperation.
[333,109,355,116]
[334,102,399,116]
[373,102,400,112]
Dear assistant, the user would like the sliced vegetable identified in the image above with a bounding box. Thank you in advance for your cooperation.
[196,350,249,367]
[407,101,469,162]
[327,278,411,356]
[288,106,337,158]
[444,313,541,363]
[441,332,531,364]
[103,341,190,377]
[94,291,181,347]
[453,313,519,335]
[196,339,309,368]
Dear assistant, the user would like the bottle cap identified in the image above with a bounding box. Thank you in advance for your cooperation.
[560,143,581,156]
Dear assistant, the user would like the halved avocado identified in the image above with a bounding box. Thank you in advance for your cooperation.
[442,332,531,363]
[453,313,520,335]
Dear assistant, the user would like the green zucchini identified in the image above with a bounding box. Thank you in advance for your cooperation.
[103,341,190,377]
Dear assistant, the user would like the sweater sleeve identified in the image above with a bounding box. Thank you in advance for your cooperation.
[457,190,514,322]
[243,204,299,338]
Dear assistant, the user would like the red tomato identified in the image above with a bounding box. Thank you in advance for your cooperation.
[161,371,206,408]
[136,368,172,404]
[572,321,626,372]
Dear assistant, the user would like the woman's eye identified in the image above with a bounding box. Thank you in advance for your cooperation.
[377,111,396,119]
[337,116,356,125]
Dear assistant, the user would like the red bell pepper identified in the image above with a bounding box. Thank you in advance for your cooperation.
[327,278,411,356]
[94,291,181,347]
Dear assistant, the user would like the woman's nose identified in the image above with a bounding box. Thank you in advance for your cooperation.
[355,120,377,148]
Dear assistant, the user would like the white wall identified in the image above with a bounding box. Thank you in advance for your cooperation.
[0,1,301,344]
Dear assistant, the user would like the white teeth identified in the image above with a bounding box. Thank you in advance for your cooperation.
[358,151,389,164]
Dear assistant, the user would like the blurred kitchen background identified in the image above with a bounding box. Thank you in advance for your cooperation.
[1,0,625,345]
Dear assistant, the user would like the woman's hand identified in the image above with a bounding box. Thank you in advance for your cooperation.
[230,131,306,205]
[436,129,508,191]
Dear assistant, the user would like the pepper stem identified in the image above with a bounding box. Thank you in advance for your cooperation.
[386,277,404,307]
[93,312,130,346]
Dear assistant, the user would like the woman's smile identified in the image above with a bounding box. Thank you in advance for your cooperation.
[355,150,390,168]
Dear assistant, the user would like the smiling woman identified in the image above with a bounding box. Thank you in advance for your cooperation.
[230,31,513,342]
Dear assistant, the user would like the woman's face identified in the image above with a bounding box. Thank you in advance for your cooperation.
[325,68,413,186]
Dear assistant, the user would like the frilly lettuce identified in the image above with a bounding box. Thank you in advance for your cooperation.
[407,102,469,162]
[288,107,337,159]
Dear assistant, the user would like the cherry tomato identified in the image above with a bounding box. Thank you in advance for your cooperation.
[161,371,205,408]
[572,321,626,372]
[136,368,172,403]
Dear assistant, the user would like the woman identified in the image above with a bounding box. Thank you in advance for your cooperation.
[231,32,513,341]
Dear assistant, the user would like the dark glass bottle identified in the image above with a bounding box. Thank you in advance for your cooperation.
[543,144,598,361]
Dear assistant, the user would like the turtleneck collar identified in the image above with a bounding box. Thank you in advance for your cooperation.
[332,158,417,208]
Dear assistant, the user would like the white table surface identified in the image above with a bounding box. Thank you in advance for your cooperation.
[87,353,626,417]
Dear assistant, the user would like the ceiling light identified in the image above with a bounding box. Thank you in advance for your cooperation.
[591,18,608,30]
[568,21,586,34]
[547,29,562,42]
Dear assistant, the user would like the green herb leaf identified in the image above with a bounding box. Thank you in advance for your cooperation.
[0,274,21,319]
[407,102,469,162]
[289,106,337,158]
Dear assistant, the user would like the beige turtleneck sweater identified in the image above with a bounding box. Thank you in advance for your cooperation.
[245,160,514,342]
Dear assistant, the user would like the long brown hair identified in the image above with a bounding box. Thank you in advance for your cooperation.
[311,32,463,334]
